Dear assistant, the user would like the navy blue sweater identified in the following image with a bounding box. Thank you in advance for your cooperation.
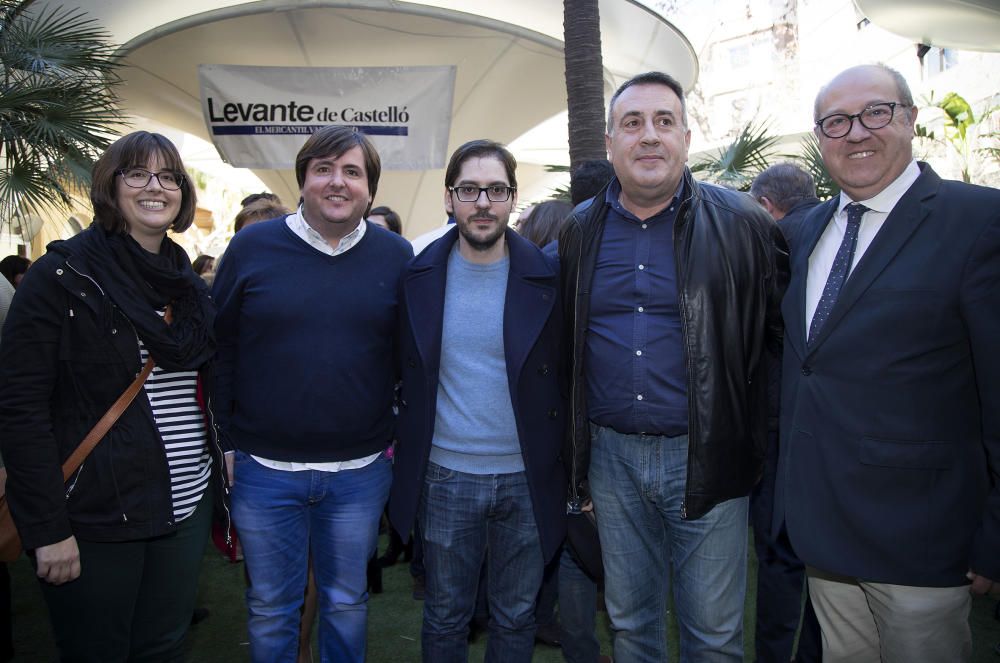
[212,219,413,461]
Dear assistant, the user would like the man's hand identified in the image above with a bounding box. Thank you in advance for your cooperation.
[966,570,1000,596]
[225,451,235,487]
[35,536,80,585]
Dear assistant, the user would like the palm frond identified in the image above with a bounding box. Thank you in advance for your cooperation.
[797,133,839,200]
[690,120,781,191]
[0,0,125,233]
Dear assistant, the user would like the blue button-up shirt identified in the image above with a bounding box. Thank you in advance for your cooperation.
[585,179,688,436]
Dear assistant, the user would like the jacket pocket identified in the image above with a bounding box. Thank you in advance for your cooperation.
[858,437,953,470]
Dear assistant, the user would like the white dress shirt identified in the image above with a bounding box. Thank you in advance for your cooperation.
[805,160,921,334]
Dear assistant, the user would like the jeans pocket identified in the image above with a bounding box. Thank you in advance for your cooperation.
[589,422,607,449]
[424,461,455,483]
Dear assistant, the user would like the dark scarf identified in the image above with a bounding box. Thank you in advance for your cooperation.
[76,226,215,372]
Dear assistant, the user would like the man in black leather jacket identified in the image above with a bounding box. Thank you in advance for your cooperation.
[558,71,787,662]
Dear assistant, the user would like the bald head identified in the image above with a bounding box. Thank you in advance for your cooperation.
[812,64,918,201]
[814,64,914,122]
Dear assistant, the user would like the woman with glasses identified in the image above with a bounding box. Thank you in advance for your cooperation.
[0,131,222,661]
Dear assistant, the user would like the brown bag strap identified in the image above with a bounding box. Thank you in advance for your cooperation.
[61,304,172,482]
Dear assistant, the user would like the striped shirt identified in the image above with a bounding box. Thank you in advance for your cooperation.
[138,339,211,521]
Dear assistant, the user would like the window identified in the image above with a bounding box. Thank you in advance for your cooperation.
[922,46,958,78]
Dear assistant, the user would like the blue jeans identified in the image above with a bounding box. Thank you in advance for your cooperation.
[589,425,748,663]
[231,450,391,663]
[418,462,543,662]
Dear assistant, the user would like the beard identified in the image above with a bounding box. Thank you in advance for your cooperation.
[457,213,507,252]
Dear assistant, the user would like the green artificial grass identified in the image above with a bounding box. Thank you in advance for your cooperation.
[8,532,1000,661]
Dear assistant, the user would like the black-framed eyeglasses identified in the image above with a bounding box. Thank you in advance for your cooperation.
[117,168,185,191]
[448,185,515,203]
[816,102,908,139]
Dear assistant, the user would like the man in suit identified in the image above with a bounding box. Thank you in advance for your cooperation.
[749,163,823,663]
[776,64,1000,663]
[388,139,565,661]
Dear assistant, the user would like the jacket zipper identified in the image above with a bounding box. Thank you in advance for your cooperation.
[568,240,584,514]
[64,261,130,519]
[206,397,233,545]
[107,431,128,523]
[673,197,695,520]
[65,260,106,297]
[65,462,85,499]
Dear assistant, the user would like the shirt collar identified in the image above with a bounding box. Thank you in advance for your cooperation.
[837,159,921,215]
[286,206,366,256]
[604,177,684,222]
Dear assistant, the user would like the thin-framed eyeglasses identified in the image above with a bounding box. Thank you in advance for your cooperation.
[118,168,185,191]
[448,185,515,203]
[816,102,908,139]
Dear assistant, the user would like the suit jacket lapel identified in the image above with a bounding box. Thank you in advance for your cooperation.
[503,230,557,393]
[806,167,939,350]
[403,228,457,375]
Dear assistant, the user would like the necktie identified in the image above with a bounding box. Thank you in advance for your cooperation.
[808,202,868,345]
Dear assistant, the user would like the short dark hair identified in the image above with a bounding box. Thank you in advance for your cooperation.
[570,159,615,205]
[368,205,402,235]
[608,72,688,132]
[234,199,292,233]
[239,191,282,207]
[90,131,197,235]
[295,126,381,216]
[444,140,517,190]
[0,255,31,287]
[191,255,215,276]
[517,199,573,248]
[750,163,816,214]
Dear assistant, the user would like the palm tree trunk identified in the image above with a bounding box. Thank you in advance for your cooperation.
[563,0,607,169]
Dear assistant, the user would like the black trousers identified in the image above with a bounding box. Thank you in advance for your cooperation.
[751,432,822,663]
[37,492,211,663]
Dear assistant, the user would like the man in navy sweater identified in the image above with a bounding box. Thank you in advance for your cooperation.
[388,140,566,661]
[212,125,413,662]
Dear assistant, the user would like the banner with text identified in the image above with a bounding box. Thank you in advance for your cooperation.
[198,65,456,170]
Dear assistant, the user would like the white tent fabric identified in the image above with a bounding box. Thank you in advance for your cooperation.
[855,0,1000,53]
[33,0,698,237]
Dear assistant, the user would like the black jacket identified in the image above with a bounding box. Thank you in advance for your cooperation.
[558,169,788,520]
[0,231,226,550]
[775,197,821,249]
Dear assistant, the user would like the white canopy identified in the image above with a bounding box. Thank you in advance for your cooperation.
[854,0,1000,52]
[34,0,697,237]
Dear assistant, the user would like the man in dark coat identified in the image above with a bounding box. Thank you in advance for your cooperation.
[388,139,565,662]
[776,64,1000,663]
